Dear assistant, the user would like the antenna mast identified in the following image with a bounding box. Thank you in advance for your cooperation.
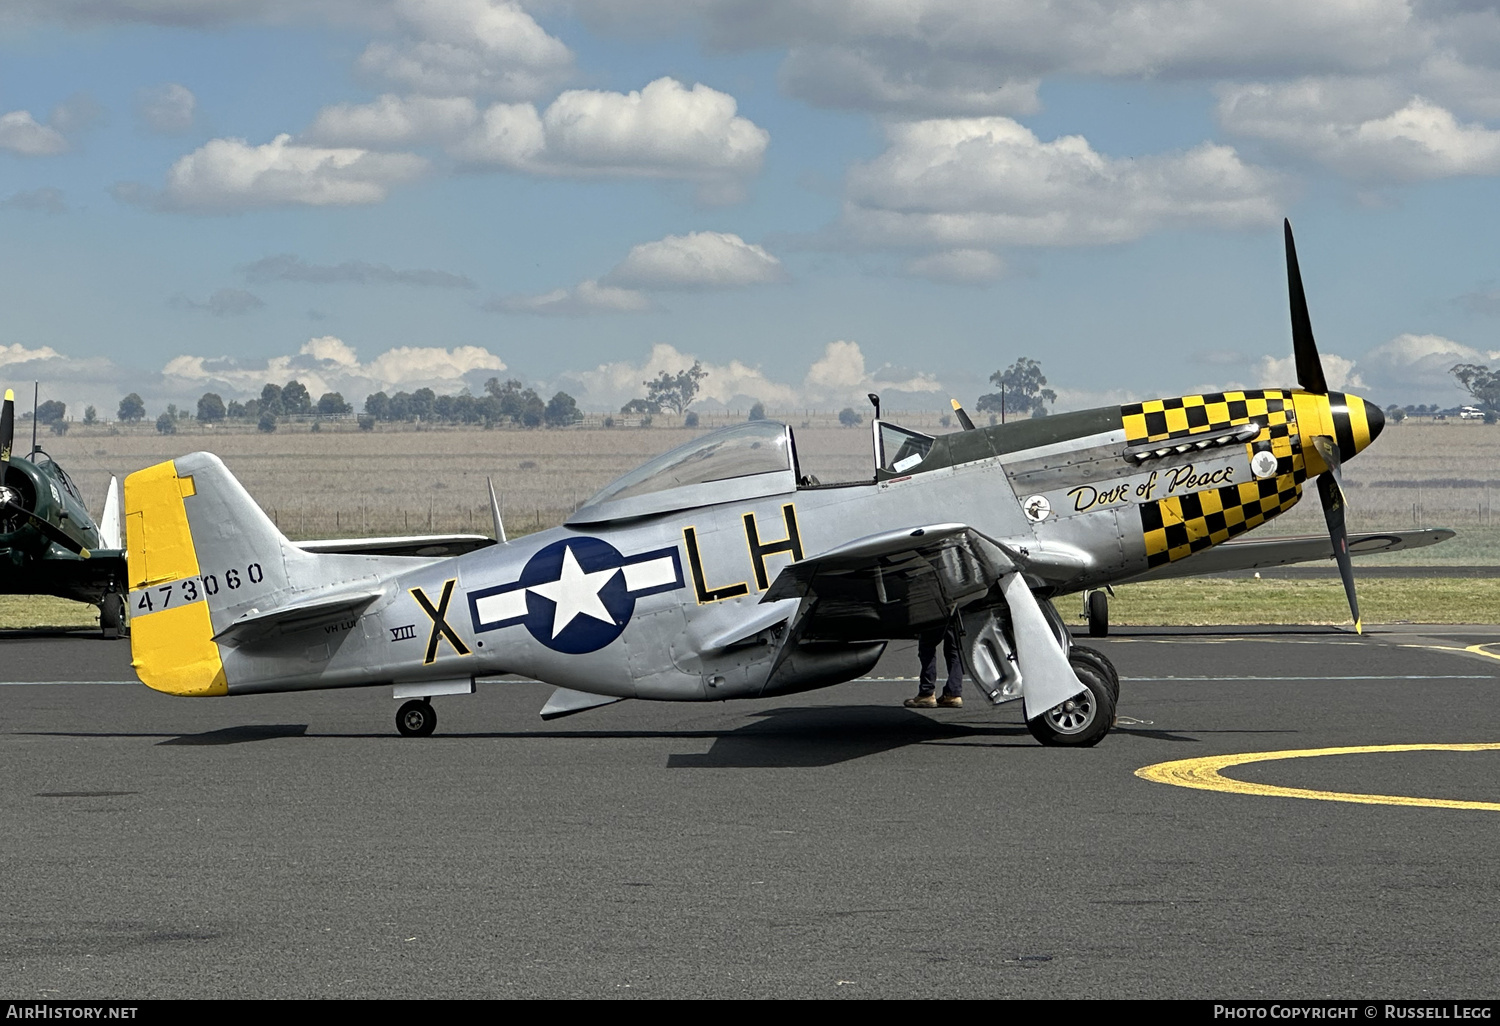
[30,382,38,456]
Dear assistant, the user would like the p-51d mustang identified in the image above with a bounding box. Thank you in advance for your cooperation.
[123,223,1434,746]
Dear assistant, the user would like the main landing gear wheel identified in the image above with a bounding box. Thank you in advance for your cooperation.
[1069,646,1119,704]
[1026,662,1114,748]
[396,699,437,738]
[1087,590,1109,637]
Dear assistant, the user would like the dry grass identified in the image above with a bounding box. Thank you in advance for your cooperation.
[1104,576,1500,626]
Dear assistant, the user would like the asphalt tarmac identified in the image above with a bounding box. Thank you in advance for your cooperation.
[2,626,1498,1000]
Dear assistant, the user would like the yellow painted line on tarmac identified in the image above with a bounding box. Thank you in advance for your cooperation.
[1463,644,1500,662]
[1136,743,1500,811]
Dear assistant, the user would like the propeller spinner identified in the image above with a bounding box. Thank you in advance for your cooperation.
[1282,220,1384,632]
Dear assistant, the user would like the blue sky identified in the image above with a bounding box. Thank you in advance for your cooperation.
[2,1,1499,417]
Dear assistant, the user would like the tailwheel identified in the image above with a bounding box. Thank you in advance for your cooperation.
[396,699,437,738]
[99,592,127,640]
[1026,661,1114,748]
[1086,590,1108,637]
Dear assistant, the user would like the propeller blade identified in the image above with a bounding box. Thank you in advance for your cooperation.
[0,389,13,510]
[1,388,13,470]
[1311,433,1359,632]
[1284,219,1328,395]
[950,398,976,431]
[1,498,90,557]
[1310,434,1347,504]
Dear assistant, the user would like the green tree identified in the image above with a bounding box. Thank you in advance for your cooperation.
[621,397,659,415]
[83,405,96,426]
[281,380,312,415]
[543,391,582,427]
[197,392,226,422]
[117,393,145,423]
[644,361,707,415]
[364,391,391,420]
[838,407,862,427]
[155,411,177,435]
[317,392,351,417]
[36,399,66,425]
[975,357,1056,418]
[1452,364,1500,413]
[259,383,284,417]
[748,402,766,421]
[257,412,278,433]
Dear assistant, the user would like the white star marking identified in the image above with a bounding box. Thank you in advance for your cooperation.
[526,545,620,639]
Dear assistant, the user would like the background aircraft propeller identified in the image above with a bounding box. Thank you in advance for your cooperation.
[0,389,90,557]
[1284,219,1359,632]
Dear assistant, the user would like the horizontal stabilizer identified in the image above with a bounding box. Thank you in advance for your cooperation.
[540,687,624,720]
[212,589,382,646]
[296,534,496,558]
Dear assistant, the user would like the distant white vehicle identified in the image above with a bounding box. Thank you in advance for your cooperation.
[1459,406,1485,420]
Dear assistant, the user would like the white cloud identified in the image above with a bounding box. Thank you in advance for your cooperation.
[170,287,265,316]
[451,77,768,200]
[777,46,1040,118]
[1219,82,1500,181]
[151,133,427,210]
[497,230,784,315]
[567,1,1424,116]
[1255,352,1364,392]
[561,340,941,412]
[359,0,573,101]
[604,232,785,290]
[0,110,68,156]
[488,279,650,316]
[842,117,1285,249]
[1,187,67,213]
[303,93,479,147]
[137,83,197,134]
[1356,333,1500,404]
[162,335,507,399]
[905,248,1006,283]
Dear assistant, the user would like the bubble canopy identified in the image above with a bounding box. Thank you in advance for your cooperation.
[568,420,797,525]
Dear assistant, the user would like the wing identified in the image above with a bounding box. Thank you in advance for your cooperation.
[296,534,497,558]
[1121,528,1455,582]
[760,523,1000,640]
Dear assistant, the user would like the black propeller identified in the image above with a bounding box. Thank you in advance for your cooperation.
[950,398,976,431]
[0,388,89,557]
[1284,219,1358,631]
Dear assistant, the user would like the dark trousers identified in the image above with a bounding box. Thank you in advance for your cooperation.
[917,626,963,697]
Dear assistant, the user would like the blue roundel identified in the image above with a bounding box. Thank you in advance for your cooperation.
[517,537,636,654]
[467,536,685,655]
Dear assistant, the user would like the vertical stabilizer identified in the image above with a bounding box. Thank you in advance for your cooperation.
[99,475,122,550]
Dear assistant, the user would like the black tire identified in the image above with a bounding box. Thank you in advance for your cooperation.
[1026,662,1114,748]
[1069,646,1120,704]
[1087,590,1109,637]
[396,699,437,738]
[99,592,127,639]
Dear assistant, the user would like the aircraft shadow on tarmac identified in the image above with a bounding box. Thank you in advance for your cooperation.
[21,709,1294,764]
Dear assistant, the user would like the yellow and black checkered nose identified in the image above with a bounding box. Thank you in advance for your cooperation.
[1290,391,1384,475]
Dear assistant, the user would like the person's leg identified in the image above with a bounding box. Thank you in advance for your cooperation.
[940,631,963,699]
[916,631,938,696]
[905,631,941,706]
